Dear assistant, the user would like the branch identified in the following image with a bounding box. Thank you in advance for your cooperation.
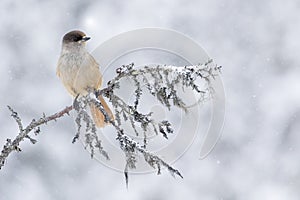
[1,60,221,187]
[87,96,182,186]
[0,105,73,170]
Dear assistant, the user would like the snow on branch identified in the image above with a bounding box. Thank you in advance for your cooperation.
[1,60,221,186]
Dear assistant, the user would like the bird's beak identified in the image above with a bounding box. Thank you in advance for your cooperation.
[82,36,91,42]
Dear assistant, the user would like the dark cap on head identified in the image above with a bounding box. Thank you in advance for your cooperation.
[63,30,90,43]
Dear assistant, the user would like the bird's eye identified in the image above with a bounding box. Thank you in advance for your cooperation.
[74,36,82,42]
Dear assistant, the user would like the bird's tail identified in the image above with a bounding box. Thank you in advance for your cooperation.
[89,96,114,128]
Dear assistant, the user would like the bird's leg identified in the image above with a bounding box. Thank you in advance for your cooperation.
[86,87,98,100]
[73,94,80,111]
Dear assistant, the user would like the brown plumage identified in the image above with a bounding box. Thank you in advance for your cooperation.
[57,30,113,127]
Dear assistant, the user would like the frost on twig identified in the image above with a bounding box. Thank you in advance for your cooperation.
[1,60,221,186]
[92,59,219,185]
[72,96,109,160]
[0,105,72,170]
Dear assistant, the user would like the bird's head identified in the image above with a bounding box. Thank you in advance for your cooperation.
[62,30,91,49]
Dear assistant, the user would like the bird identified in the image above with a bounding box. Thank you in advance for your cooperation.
[56,30,113,127]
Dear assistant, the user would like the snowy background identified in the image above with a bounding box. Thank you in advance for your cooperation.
[1,0,300,199]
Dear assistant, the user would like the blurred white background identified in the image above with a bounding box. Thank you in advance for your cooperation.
[1,0,300,199]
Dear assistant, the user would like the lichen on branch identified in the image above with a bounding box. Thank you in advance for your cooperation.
[1,60,221,186]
